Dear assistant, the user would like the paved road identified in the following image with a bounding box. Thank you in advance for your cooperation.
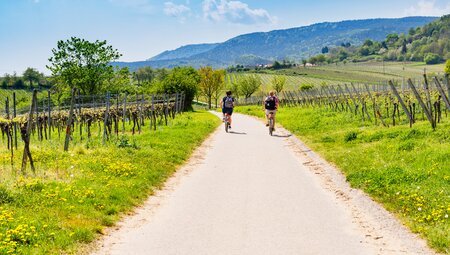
[93,113,435,255]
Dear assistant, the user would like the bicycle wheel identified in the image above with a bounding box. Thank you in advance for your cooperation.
[269,118,273,136]
[225,120,229,132]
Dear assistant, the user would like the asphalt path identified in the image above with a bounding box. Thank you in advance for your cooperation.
[92,112,436,255]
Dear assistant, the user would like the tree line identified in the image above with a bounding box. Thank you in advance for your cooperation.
[1,37,289,110]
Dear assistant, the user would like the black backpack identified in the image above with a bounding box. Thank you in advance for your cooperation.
[265,96,276,110]
[224,96,234,108]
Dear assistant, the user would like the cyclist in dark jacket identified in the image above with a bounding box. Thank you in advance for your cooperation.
[263,90,279,129]
[220,91,235,128]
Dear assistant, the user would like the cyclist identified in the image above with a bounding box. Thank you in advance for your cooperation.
[220,91,235,129]
[263,90,279,130]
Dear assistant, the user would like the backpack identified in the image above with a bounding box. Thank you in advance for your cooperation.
[224,96,234,108]
[265,96,276,110]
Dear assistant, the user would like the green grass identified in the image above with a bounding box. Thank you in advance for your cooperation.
[236,105,450,253]
[0,111,220,254]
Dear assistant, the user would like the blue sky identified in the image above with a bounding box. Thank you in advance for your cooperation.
[1,0,450,75]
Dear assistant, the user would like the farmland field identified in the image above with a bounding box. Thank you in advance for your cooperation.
[226,61,447,92]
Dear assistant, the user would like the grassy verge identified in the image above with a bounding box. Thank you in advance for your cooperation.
[236,105,450,253]
[0,111,220,254]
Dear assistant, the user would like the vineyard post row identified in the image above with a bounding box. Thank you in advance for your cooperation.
[235,74,450,130]
[0,90,186,174]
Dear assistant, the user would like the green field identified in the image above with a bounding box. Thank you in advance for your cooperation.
[0,111,220,254]
[236,105,450,253]
[226,61,447,92]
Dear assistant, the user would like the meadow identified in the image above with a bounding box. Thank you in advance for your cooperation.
[235,105,450,253]
[0,111,220,254]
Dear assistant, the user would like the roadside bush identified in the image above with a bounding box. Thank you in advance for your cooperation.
[344,131,358,142]
[445,59,450,75]
[424,53,441,64]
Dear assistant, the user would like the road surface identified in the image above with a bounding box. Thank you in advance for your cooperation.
[92,112,436,255]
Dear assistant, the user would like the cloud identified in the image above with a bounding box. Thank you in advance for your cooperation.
[404,0,450,16]
[164,2,191,21]
[202,0,276,25]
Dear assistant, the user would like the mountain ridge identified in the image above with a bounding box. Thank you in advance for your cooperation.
[115,16,438,70]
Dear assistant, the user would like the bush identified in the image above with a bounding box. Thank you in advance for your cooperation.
[344,131,358,142]
[445,59,450,75]
[424,53,441,64]
[300,83,314,91]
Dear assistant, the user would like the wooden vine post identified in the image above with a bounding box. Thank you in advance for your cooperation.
[433,77,450,111]
[64,88,76,151]
[388,80,414,127]
[21,90,38,174]
[408,79,435,130]
[13,92,17,149]
[47,91,51,140]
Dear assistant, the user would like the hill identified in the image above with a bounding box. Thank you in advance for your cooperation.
[114,16,437,70]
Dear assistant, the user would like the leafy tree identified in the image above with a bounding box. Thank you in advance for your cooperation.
[107,67,134,94]
[424,53,441,64]
[3,73,12,87]
[272,61,282,69]
[22,67,42,87]
[302,59,307,67]
[47,37,121,95]
[321,46,329,54]
[445,59,450,75]
[238,75,261,98]
[198,66,225,108]
[160,66,199,109]
[271,75,286,93]
[134,66,154,85]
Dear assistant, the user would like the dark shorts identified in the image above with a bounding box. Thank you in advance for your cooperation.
[222,108,233,115]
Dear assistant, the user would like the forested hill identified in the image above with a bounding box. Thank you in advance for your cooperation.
[148,43,220,61]
[306,14,450,64]
[114,16,437,70]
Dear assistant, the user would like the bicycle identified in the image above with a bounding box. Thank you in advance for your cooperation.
[268,112,275,136]
[224,113,231,133]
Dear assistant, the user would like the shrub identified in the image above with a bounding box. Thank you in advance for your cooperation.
[445,59,450,75]
[299,83,314,91]
[344,131,358,142]
[424,53,441,64]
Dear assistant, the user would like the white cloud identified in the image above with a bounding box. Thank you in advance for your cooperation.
[164,2,191,21]
[404,0,450,16]
[202,0,276,25]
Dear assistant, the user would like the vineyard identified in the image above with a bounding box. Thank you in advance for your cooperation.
[236,74,450,131]
[0,90,186,174]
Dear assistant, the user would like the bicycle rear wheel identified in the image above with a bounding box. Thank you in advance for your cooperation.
[269,118,273,136]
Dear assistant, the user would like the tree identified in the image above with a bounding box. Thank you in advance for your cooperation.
[134,66,154,85]
[238,75,261,98]
[198,66,225,109]
[22,67,42,87]
[47,37,121,95]
[445,59,450,74]
[107,67,133,94]
[321,46,329,54]
[424,53,441,64]
[271,75,286,93]
[160,66,199,109]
